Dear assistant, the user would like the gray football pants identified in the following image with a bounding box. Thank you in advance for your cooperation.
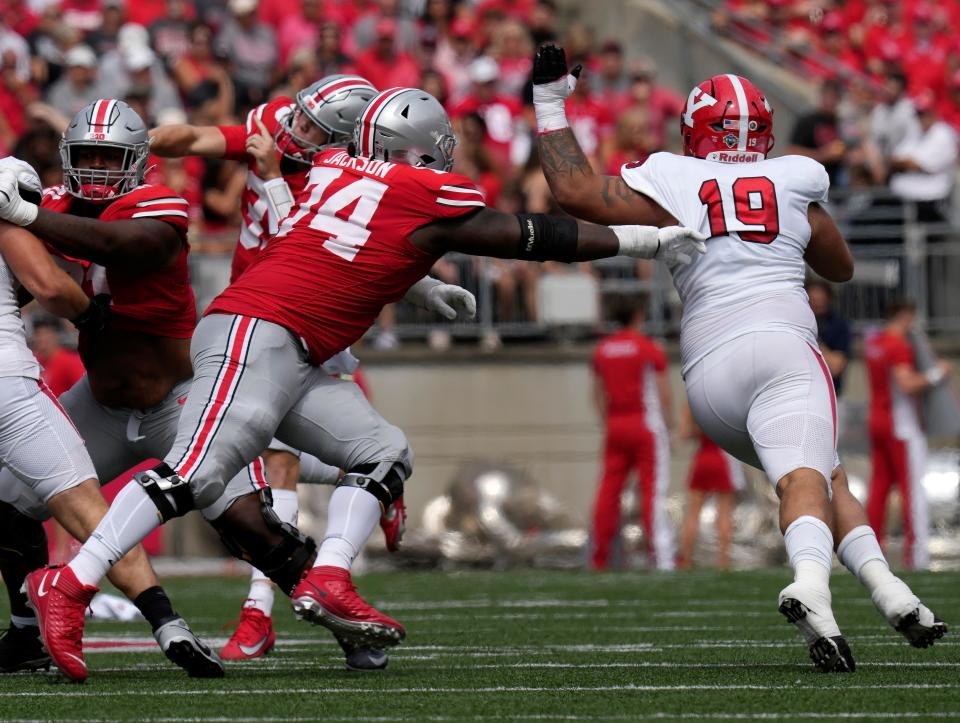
[0,374,270,521]
[165,313,412,512]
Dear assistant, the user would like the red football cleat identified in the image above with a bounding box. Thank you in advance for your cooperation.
[220,604,276,661]
[380,497,406,553]
[24,565,97,682]
[291,566,405,648]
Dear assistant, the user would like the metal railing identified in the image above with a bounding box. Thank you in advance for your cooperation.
[186,190,960,344]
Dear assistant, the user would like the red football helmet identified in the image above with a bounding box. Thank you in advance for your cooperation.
[680,74,774,162]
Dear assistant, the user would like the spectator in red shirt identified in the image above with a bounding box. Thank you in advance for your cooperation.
[0,48,35,156]
[592,40,631,115]
[864,298,951,569]
[450,56,525,171]
[31,318,85,397]
[590,300,674,571]
[275,0,324,67]
[350,19,420,92]
[488,19,533,99]
[564,72,614,167]
[604,107,658,175]
[433,17,478,106]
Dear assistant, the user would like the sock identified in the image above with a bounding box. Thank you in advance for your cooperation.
[243,488,298,616]
[244,580,275,616]
[133,586,177,631]
[313,486,381,570]
[837,525,895,589]
[70,482,162,587]
[783,515,834,585]
[10,614,37,630]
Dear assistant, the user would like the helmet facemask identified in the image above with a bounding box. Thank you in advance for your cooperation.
[60,139,150,202]
[274,106,342,165]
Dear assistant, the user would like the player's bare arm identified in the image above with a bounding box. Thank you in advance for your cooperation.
[533,45,675,227]
[28,210,183,272]
[804,202,854,282]
[148,124,228,158]
[409,207,705,265]
[0,221,96,321]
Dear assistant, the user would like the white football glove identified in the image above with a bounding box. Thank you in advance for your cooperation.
[404,276,477,320]
[0,156,42,197]
[611,225,708,266]
[0,169,38,227]
[425,283,477,321]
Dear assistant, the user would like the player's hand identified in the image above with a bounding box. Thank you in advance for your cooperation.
[425,283,477,321]
[656,226,708,266]
[247,116,282,180]
[0,157,42,198]
[533,44,581,101]
[612,224,708,265]
[71,293,112,334]
[0,169,38,226]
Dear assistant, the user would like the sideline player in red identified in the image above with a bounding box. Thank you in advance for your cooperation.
[12,87,708,681]
[531,44,946,671]
[864,298,951,570]
[151,75,474,667]
[0,109,223,680]
[590,300,674,571]
[676,404,744,570]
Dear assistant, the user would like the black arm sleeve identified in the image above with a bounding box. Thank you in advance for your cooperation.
[515,213,579,262]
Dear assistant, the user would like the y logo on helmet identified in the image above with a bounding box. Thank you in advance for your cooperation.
[683,87,718,127]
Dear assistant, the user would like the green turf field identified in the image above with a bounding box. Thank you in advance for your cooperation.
[0,568,956,721]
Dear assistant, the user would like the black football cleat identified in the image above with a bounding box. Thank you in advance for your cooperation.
[0,624,51,673]
[337,636,389,671]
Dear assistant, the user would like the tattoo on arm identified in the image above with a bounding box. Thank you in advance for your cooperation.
[538,128,593,180]
[600,177,636,210]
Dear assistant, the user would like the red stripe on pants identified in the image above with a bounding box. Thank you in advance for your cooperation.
[179,316,253,478]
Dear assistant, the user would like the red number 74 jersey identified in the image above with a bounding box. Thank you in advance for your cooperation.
[207,148,485,364]
[620,151,829,374]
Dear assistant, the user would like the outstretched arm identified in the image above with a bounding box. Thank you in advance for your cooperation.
[149,124,228,158]
[533,45,675,227]
[408,207,706,265]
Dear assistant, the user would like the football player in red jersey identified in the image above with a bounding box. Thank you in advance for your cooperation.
[0,102,223,681]
[8,86,707,681]
[151,75,473,668]
[530,44,946,671]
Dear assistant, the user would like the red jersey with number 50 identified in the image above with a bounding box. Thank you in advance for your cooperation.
[206,148,485,364]
[620,152,830,373]
[41,183,196,339]
[217,97,312,281]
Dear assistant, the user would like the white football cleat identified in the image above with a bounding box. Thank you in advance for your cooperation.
[871,580,948,648]
[778,581,855,673]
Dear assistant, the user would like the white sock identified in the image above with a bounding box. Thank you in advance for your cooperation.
[69,482,161,587]
[313,486,381,571]
[244,580,275,616]
[244,488,298,616]
[836,525,895,589]
[783,515,834,585]
[11,614,36,629]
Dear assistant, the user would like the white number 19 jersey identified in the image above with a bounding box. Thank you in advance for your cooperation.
[621,152,830,374]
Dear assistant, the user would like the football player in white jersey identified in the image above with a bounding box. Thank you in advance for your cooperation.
[531,45,946,672]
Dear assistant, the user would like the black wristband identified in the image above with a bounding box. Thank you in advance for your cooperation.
[72,293,111,333]
[516,213,579,262]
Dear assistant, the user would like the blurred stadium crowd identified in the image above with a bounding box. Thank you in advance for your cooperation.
[0,0,958,333]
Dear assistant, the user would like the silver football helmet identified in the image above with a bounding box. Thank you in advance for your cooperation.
[275,74,378,164]
[60,99,150,201]
[353,88,457,172]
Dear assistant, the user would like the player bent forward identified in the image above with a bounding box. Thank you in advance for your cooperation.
[2,87,707,681]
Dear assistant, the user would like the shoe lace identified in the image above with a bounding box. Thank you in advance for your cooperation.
[230,607,268,645]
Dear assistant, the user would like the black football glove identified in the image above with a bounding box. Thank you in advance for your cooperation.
[533,44,582,86]
[71,293,111,334]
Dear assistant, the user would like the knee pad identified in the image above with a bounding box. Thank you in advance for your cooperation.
[210,490,316,596]
[0,501,48,569]
[337,458,409,509]
[136,463,195,523]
